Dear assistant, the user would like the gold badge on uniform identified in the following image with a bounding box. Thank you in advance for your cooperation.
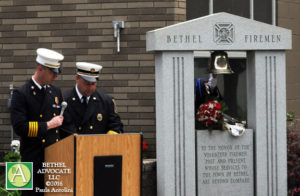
[97,113,103,121]
[55,97,59,104]
[112,98,118,114]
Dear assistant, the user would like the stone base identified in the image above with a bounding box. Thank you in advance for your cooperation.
[142,159,157,196]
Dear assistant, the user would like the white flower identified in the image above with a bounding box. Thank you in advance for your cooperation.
[11,140,20,153]
[11,140,20,147]
[208,103,215,109]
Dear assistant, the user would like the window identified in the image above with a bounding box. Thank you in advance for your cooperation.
[187,0,273,24]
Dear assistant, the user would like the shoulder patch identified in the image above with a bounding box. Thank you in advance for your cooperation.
[112,98,118,114]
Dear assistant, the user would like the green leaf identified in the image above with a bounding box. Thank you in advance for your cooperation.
[287,111,295,121]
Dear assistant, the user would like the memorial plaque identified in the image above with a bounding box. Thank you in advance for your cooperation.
[197,129,253,196]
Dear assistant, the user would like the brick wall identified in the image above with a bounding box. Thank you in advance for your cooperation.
[278,0,300,130]
[0,0,186,156]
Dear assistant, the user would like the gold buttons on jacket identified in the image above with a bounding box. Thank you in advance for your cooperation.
[56,130,59,134]
[89,125,93,130]
[42,139,45,143]
[56,139,59,142]
[53,113,56,117]
[40,114,43,118]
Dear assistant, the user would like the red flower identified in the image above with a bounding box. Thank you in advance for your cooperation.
[215,102,221,110]
[142,141,148,150]
[196,100,222,127]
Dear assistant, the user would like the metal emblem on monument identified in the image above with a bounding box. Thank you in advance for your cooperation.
[213,23,235,44]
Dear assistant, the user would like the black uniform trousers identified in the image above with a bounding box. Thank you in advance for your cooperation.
[10,79,63,196]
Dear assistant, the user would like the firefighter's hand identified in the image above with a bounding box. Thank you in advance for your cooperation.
[47,116,64,130]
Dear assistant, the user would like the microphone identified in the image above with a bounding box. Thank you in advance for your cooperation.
[60,101,68,116]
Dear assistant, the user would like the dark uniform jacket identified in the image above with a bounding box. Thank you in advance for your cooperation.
[10,79,63,195]
[10,79,63,163]
[61,87,123,138]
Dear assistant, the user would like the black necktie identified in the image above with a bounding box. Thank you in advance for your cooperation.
[82,96,87,107]
[40,86,46,98]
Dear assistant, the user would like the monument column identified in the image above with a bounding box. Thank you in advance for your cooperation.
[247,51,287,196]
[155,51,196,196]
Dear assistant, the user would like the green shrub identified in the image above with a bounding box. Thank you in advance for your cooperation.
[287,111,300,195]
[4,152,21,163]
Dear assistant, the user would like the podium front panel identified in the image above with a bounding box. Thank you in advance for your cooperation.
[76,134,141,196]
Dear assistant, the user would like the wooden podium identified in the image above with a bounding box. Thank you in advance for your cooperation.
[44,134,142,196]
